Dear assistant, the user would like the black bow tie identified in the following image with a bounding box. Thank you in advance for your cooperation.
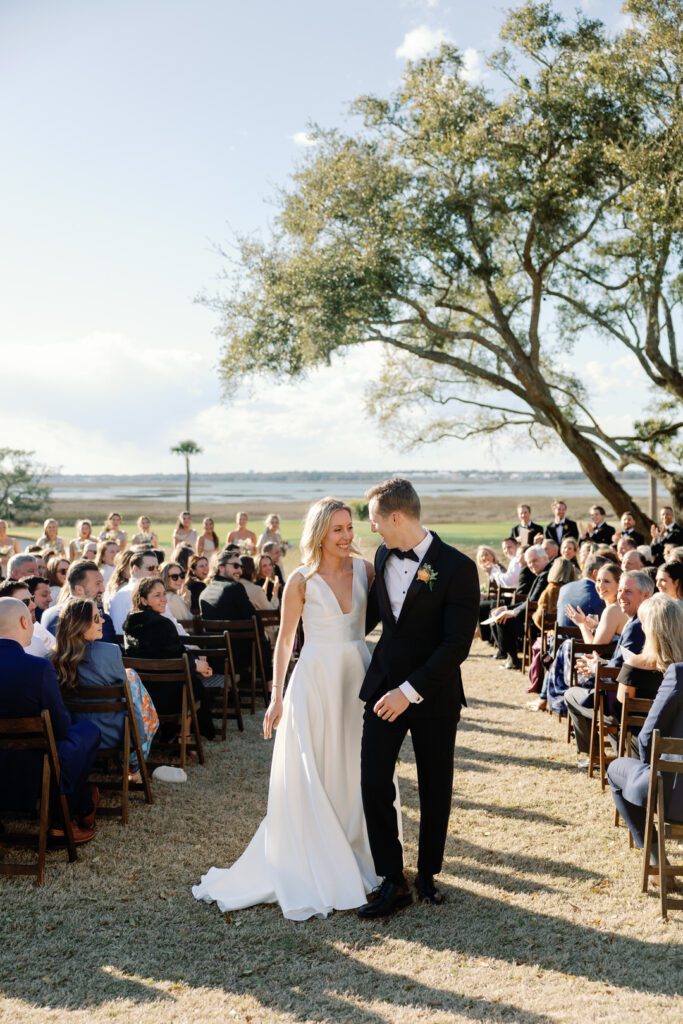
[390,548,419,562]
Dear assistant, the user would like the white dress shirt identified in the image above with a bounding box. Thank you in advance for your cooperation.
[26,619,55,659]
[489,553,522,589]
[110,577,189,635]
[383,529,433,705]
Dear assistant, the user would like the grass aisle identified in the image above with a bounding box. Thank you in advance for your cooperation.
[2,639,682,1023]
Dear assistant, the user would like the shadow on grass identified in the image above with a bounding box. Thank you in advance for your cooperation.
[458,719,554,744]
[454,796,569,827]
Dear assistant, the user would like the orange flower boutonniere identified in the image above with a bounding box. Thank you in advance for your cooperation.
[417,563,438,590]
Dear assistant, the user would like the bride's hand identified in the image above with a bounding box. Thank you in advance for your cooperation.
[263,696,283,740]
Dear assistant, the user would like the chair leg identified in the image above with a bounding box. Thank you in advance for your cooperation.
[186,683,205,765]
[231,669,244,732]
[588,711,597,779]
[642,776,656,893]
[180,688,187,769]
[657,780,668,920]
[221,664,228,741]
[36,756,51,885]
[121,718,130,825]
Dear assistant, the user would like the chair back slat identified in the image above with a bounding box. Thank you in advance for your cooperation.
[0,716,45,738]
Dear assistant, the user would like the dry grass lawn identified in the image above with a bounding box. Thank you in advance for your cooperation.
[2,639,682,1023]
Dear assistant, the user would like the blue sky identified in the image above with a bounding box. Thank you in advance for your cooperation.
[1,0,637,475]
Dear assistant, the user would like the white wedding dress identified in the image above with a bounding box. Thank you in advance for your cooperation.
[192,557,386,921]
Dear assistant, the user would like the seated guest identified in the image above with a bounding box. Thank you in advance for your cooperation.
[607,642,683,867]
[565,570,655,764]
[0,596,100,842]
[616,535,637,560]
[98,511,128,550]
[131,515,159,548]
[578,505,615,546]
[68,520,93,562]
[637,544,654,565]
[526,557,578,692]
[46,556,70,605]
[96,540,119,587]
[544,499,579,545]
[6,553,38,581]
[185,554,209,614]
[82,540,99,562]
[239,555,280,612]
[171,543,195,573]
[0,520,20,577]
[556,554,608,627]
[197,517,220,558]
[477,538,522,646]
[490,545,550,670]
[262,541,285,586]
[41,559,116,643]
[614,593,675,706]
[578,539,598,571]
[22,575,52,622]
[123,578,216,739]
[476,545,504,576]
[257,514,288,554]
[254,551,280,602]
[510,504,544,546]
[53,598,158,779]
[559,536,580,570]
[651,506,683,565]
[622,549,646,572]
[160,561,192,623]
[172,511,197,550]
[103,549,135,613]
[227,512,257,553]
[200,551,254,621]
[37,518,66,556]
[109,550,160,634]
[0,580,55,658]
[656,561,683,603]
[616,510,644,548]
[542,538,559,563]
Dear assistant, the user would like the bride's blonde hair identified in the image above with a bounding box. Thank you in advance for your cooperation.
[300,497,359,576]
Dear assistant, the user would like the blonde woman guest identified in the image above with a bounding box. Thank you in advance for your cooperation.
[95,540,119,587]
[257,514,288,554]
[160,561,192,623]
[172,511,197,550]
[46,556,70,605]
[227,512,257,553]
[193,497,380,920]
[239,556,280,611]
[131,516,159,548]
[98,512,128,550]
[560,536,580,570]
[68,520,93,561]
[197,517,220,558]
[255,552,279,602]
[0,520,20,575]
[37,519,66,555]
[532,557,577,629]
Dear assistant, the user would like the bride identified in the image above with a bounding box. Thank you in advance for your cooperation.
[192,497,392,920]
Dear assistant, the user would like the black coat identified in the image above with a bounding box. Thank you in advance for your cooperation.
[123,607,186,660]
[511,522,544,543]
[544,519,579,545]
[362,531,479,711]
[199,578,255,621]
[581,521,615,545]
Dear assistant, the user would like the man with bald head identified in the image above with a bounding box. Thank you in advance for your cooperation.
[0,597,100,842]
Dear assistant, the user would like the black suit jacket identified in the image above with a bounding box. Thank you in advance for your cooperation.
[511,522,544,544]
[621,527,645,547]
[510,565,551,622]
[361,532,479,711]
[581,521,615,545]
[638,662,683,823]
[199,578,255,621]
[651,524,683,564]
[544,519,579,545]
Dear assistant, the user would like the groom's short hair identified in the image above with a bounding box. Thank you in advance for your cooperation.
[366,478,421,520]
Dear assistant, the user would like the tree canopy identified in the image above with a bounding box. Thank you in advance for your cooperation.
[0,448,51,524]
[209,0,683,523]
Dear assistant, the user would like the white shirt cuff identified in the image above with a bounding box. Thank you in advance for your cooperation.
[400,681,423,704]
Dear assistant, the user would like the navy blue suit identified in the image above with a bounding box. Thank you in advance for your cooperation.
[608,662,683,848]
[556,578,605,627]
[41,602,116,644]
[0,638,100,816]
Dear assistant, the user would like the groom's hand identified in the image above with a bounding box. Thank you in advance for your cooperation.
[374,688,409,722]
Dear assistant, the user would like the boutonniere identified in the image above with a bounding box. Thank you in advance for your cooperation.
[416,563,438,590]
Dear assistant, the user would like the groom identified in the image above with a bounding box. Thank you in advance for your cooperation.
[358,478,479,918]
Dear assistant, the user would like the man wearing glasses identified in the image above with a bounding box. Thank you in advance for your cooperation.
[0,579,55,657]
[41,560,116,642]
[200,552,254,622]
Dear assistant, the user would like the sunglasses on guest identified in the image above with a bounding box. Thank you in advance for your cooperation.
[167,572,183,581]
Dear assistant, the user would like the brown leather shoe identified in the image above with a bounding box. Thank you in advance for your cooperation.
[48,822,96,845]
[80,784,100,830]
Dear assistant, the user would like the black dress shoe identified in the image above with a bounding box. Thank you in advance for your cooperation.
[414,873,444,905]
[357,879,412,919]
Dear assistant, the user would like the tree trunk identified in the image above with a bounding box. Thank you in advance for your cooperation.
[185,457,191,512]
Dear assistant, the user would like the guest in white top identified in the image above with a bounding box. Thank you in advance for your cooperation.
[238,555,280,611]
[0,580,54,657]
[36,518,66,555]
[257,513,288,554]
[96,540,119,587]
[197,517,220,558]
[227,512,257,553]
[172,511,197,550]
[68,519,93,561]
[98,511,128,550]
[160,561,192,623]
[488,536,523,590]
[46,556,70,605]
[109,551,160,634]
[131,515,159,548]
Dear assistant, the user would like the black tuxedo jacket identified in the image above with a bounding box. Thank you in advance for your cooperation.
[511,522,544,543]
[510,565,550,622]
[199,578,255,621]
[581,521,615,545]
[651,523,683,564]
[361,531,479,711]
[621,527,644,547]
[544,519,579,545]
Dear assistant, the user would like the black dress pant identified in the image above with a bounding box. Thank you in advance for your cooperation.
[360,698,459,883]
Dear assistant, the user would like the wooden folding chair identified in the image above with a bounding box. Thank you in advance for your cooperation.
[122,654,204,767]
[185,631,244,738]
[0,711,77,884]
[201,617,268,713]
[587,666,620,785]
[614,694,653,834]
[521,600,538,673]
[641,730,683,919]
[64,677,153,823]
[539,610,556,661]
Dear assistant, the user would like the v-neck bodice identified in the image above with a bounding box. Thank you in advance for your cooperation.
[295,558,367,646]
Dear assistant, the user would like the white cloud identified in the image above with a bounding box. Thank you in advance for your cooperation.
[291,131,317,147]
[460,48,483,84]
[396,25,449,61]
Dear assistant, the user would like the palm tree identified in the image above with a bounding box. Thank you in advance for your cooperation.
[170,440,203,512]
